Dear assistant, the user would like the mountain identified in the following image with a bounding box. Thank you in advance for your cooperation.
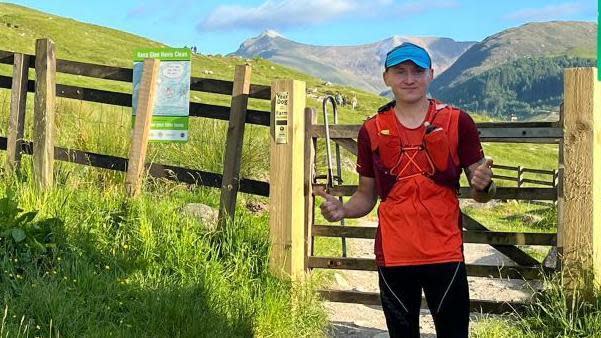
[430,21,597,118]
[232,31,475,94]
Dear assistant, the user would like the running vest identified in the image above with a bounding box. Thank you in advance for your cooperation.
[365,100,464,266]
[364,99,460,186]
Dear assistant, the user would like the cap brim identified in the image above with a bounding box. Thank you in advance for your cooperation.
[386,57,429,69]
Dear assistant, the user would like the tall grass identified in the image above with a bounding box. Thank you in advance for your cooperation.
[0,168,327,337]
[473,271,601,338]
[0,84,327,336]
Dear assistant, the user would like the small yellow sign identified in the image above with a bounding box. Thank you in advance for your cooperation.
[275,91,289,144]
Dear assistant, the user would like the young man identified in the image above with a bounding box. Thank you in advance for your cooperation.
[316,42,496,338]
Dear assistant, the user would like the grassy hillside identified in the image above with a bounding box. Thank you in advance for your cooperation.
[0,3,388,124]
[431,21,597,118]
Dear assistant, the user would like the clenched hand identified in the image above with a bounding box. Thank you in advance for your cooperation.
[314,187,345,222]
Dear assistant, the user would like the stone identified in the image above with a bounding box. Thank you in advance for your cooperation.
[522,214,543,224]
[245,200,268,214]
[181,203,218,231]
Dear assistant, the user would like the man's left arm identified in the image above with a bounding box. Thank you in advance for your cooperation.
[464,158,496,203]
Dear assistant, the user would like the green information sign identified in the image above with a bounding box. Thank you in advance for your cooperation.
[133,48,191,142]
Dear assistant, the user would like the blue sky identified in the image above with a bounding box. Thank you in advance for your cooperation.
[2,0,598,54]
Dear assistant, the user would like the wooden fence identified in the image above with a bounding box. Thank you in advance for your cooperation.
[0,39,270,224]
[492,164,558,187]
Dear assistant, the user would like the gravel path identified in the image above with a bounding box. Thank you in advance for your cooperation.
[324,221,540,337]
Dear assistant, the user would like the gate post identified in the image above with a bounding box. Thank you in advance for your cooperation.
[269,79,306,280]
[559,67,601,291]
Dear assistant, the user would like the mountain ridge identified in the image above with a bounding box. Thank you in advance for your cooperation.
[232,31,475,93]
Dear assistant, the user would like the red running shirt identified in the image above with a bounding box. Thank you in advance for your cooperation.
[356,102,484,266]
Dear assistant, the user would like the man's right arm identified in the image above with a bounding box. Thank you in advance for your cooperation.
[316,175,378,222]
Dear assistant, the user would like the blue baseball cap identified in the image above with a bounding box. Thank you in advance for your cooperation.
[385,42,432,69]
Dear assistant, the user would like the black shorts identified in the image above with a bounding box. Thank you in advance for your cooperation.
[378,261,470,338]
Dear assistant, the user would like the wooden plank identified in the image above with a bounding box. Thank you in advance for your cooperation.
[520,178,555,187]
[463,230,556,246]
[0,136,271,197]
[459,187,557,200]
[560,67,601,288]
[556,102,565,271]
[0,51,272,99]
[310,124,562,140]
[57,59,132,82]
[125,58,160,197]
[0,76,273,127]
[304,108,317,269]
[312,225,556,245]
[480,137,560,144]
[313,225,377,239]
[314,184,557,201]
[6,53,29,172]
[218,65,252,226]
[307,256,549,279]
[493,164,519,171]
[522,168,556,175]
[190,77,271,100]
[462,213,542,266]
[0,50,15,65]
[310,125,360,138]
[269,79,306,280]
[332,138,358,156]
[478,127,563,139]
[317,290,528,314]
[477,121,560,128]
[33,39,56,189]
[493,175,519,182]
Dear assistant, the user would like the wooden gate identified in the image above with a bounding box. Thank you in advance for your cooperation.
[265,68,599,310]
[303,113,561,313]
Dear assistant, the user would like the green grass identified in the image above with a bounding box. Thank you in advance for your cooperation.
[0,163,327,337]
[472,273,601,338]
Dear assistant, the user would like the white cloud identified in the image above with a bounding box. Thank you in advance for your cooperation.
[504,3,586,21]
[199,0,357,31]
[198,0,459,31]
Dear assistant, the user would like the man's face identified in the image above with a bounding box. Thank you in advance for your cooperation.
[383,61,433,104]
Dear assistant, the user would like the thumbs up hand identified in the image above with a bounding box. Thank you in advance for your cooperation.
[314,187,346,222]
[471,158,494,192]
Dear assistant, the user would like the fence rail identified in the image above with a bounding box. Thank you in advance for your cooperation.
[0,50,272,99]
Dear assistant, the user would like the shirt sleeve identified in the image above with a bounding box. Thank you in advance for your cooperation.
[356,124,375,177]
[458,111,485,168]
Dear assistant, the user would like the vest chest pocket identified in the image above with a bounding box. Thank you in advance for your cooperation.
[376,137,402,171]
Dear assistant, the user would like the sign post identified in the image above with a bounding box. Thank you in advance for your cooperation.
[133,48,191,142]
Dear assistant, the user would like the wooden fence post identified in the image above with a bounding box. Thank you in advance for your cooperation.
[269,79,306,280]
[6,53,29,173]
[304,108,317,270]
[218,64,252,227]
[517,166,523,188]
[559,67,601,291]
[125,59,160,197]
[33,39,56,189]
